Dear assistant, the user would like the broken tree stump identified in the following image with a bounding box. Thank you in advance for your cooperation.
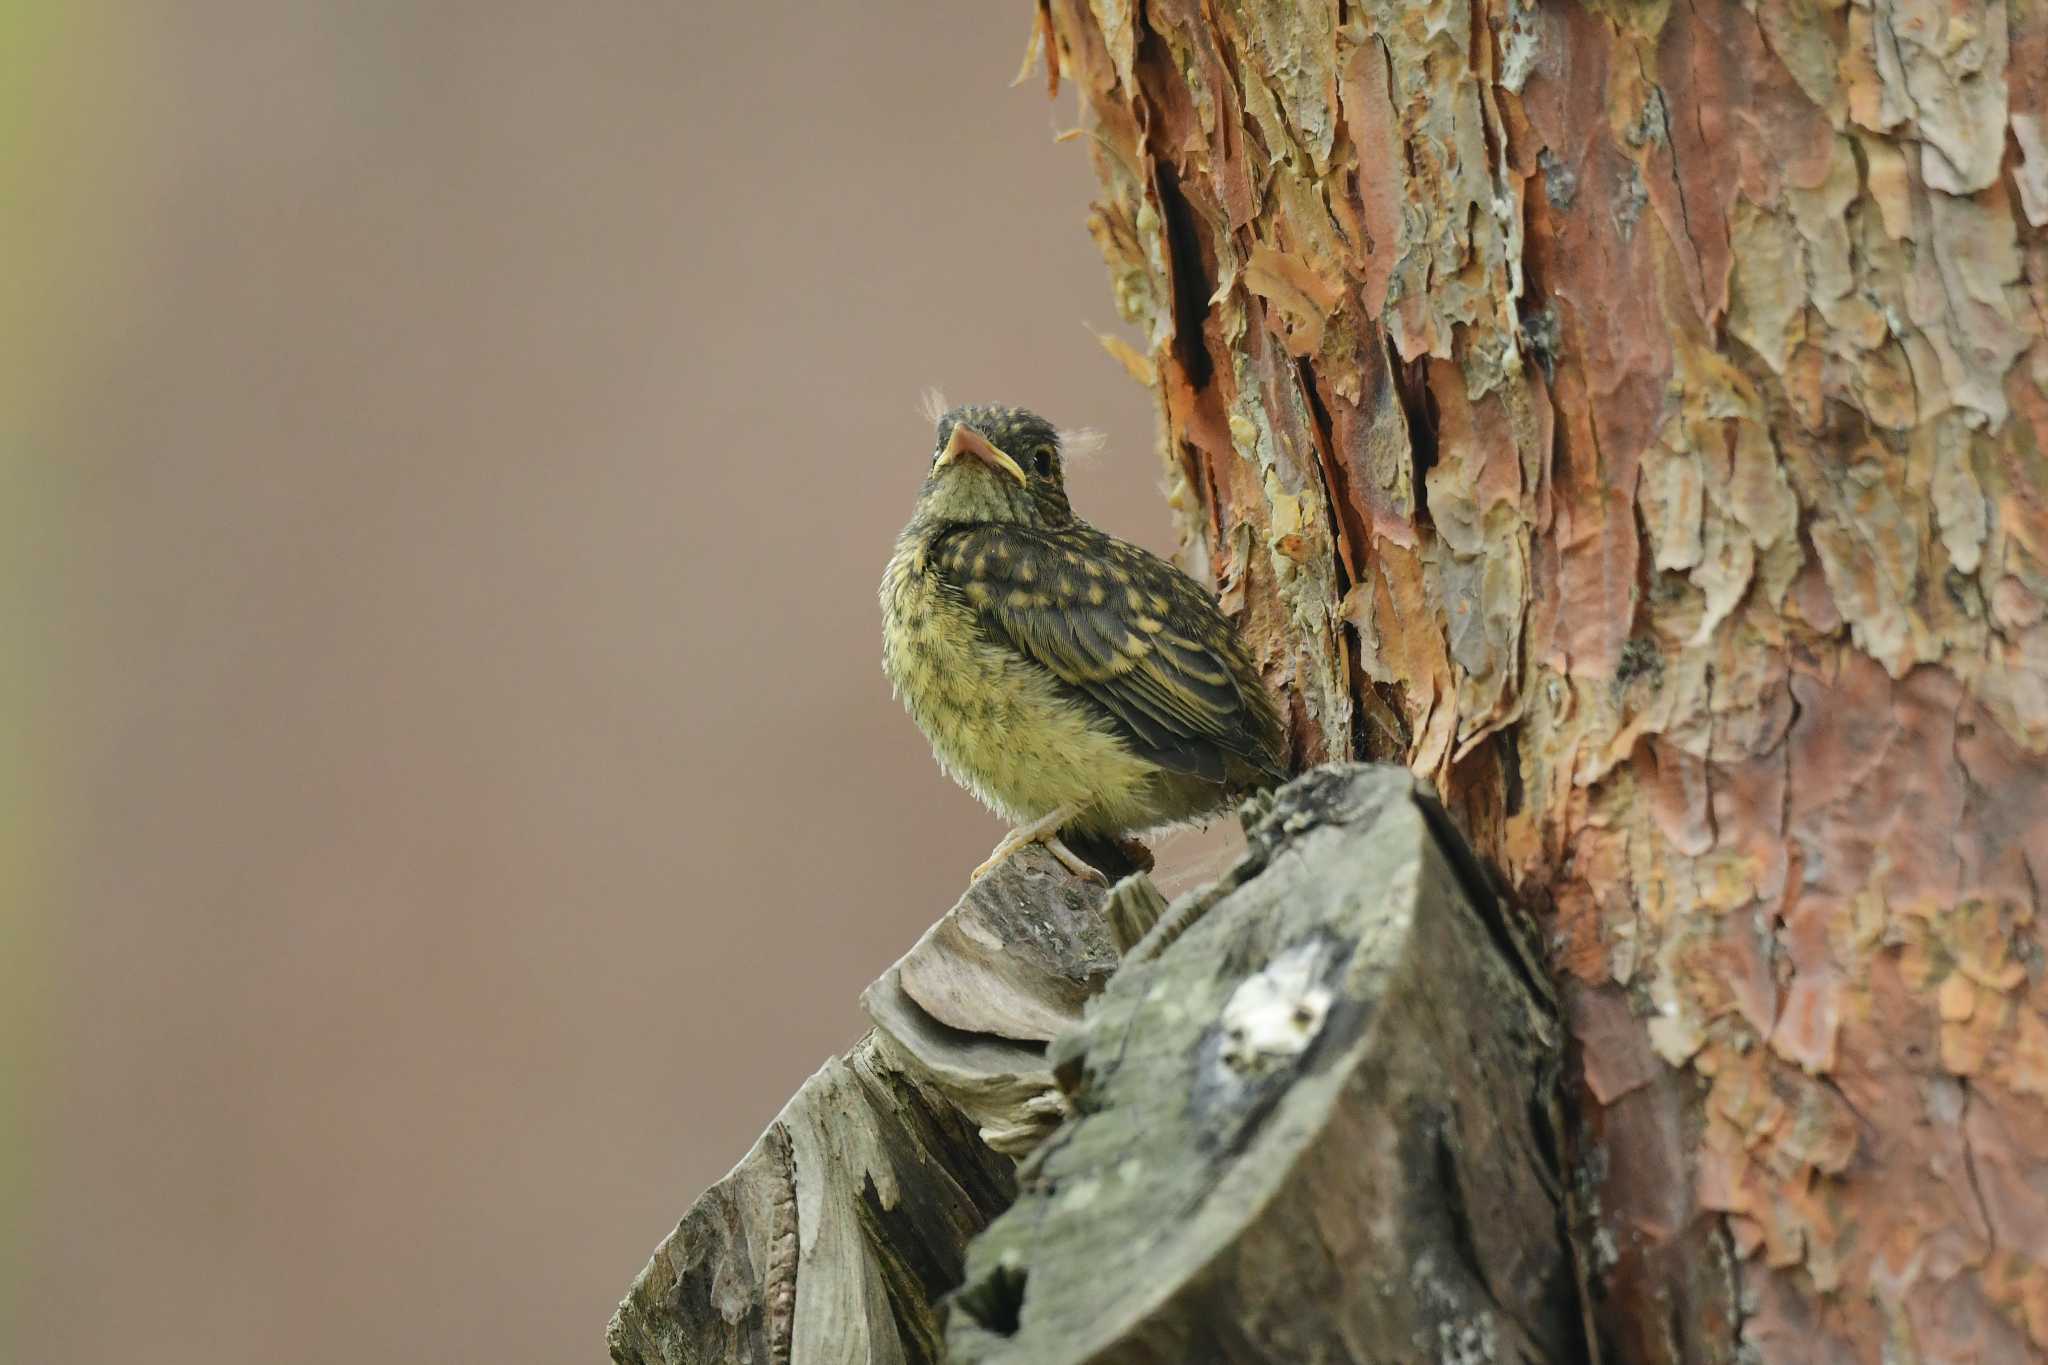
[607,843,1150,1365]
[609,765,1581,1364]
[947,765,1583,1364]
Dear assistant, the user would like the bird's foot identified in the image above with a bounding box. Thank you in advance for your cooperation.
[1040,834,1110,884]
[972,806,1109,885]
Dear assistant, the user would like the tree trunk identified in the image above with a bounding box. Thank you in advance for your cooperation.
[1041,0,2048,1360]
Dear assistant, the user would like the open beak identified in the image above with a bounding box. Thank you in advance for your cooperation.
[934,422,1028,486]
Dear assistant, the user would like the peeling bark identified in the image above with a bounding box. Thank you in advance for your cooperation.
[1042,0,2048,1359]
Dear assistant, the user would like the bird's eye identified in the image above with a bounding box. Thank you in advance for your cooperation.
[1032,446,1056,477]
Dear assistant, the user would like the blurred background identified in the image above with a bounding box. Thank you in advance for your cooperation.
[2,4,1200,1361]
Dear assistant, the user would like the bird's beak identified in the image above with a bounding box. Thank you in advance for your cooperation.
[935,422,1028,486]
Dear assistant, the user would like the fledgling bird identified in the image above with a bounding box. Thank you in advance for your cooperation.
[880,401,1289,882]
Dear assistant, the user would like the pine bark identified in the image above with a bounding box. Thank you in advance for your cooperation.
[1040,0,2048,1360]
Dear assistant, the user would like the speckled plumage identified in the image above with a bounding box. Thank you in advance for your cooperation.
[880,404,1287,858]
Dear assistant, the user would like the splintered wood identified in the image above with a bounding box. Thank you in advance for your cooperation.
[607,844,1151,1365]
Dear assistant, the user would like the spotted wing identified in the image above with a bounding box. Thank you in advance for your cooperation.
[932,523,1284,783]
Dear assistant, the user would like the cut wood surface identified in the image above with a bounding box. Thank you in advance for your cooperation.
[948,763,1581,1365]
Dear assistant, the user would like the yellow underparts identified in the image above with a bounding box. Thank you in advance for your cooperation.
[882,537,1185,835]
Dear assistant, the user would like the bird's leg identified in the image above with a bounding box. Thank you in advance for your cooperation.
[1039,833,1110,884]
[972,805,1108,885]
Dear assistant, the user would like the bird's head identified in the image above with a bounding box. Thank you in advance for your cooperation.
[913,402,1074,529]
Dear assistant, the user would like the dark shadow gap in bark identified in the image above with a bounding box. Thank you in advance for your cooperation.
[1413,787,1548,1009]
[1152,160,1216,392]
[1294,356,1355,596]
[1388,333,1438,527]
[951,1261,1028,1337]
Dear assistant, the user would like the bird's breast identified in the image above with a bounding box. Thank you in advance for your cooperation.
[879,538,1008,753]
[879,534,1155,825]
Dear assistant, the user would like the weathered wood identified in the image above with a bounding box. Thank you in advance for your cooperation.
[948,764,1583,1365]
[866,861,1166,1155]
[608,845,1146,1364]
[605,1035,1010,1365]
[609,767,1579,1363]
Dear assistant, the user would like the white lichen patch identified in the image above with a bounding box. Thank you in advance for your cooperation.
[1218,940,1335,1071]
[1059,1175,1101,1212]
